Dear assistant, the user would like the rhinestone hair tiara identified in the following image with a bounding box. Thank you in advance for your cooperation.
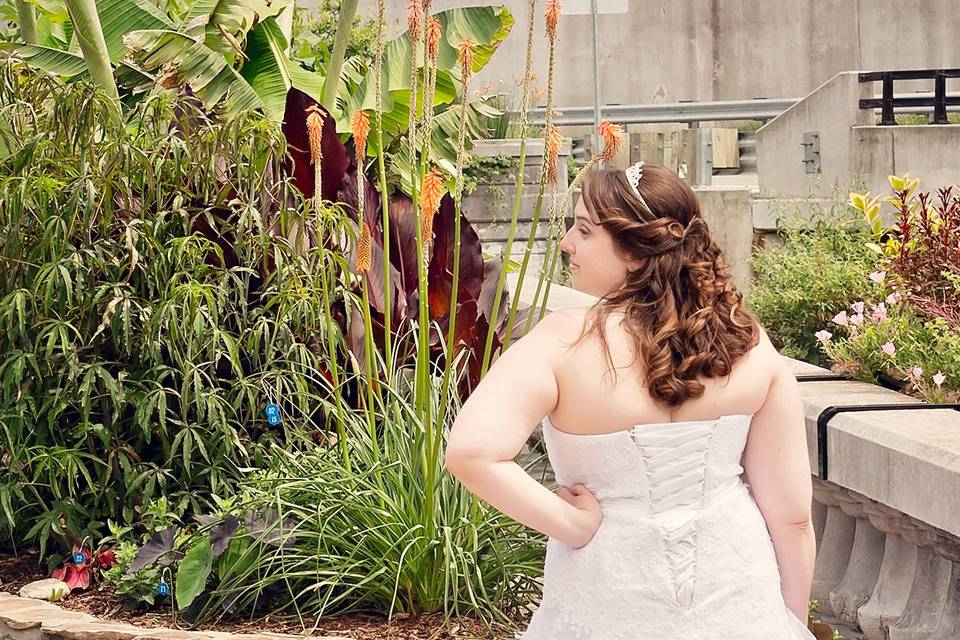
[625,161,651,213]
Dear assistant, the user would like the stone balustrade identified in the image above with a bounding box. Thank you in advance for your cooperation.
[790,358,960,640]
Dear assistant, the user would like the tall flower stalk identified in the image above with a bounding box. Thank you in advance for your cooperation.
[373,0,395,388]
[436,39,475,434]
[529,120,625,325]
[490,0,563,361]
[478,0,540,376]
[413,2,440,424]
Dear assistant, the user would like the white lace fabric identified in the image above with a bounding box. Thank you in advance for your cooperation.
[517,414,816,640]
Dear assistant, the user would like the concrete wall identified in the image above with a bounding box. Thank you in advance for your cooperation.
[756,70,960,216]
[851,125,960,196]
[693,187,754,294]
[299,0,960,108]
[462,139,570,277]
[756,72,875,199]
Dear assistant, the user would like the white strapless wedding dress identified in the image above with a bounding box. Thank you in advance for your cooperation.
[518,413,816,640]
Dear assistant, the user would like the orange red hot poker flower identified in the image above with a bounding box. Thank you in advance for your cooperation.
[426,17,442,61]
[407,0,422,42]
[545,0,561,41]
[351,109,370,165]
[305,105,324,167]
[457,39,475,78]
[356,222,372,273]
[546,124,563,185]
[597,121,624,163]
[420,169,445,245]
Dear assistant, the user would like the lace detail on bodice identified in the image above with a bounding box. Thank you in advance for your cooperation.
[519,414,817,639]
[633,421,718,608]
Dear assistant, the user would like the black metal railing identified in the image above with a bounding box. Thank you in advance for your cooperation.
[859,69,960,125]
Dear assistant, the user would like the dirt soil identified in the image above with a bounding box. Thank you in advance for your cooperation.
[0,549,520,640]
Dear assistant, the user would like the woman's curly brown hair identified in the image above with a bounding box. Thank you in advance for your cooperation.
[571,164,758,407]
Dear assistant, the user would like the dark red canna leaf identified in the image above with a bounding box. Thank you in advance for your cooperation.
[427,194,484,321]
[385,194,421,300]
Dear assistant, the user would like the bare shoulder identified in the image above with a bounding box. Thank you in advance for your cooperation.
[527,307,592,341]
[738,324,795,399]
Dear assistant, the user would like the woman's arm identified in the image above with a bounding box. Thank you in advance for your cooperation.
[444,311,601,549]
[741,344,817,623]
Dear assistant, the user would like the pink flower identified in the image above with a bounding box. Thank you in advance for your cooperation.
[815,330,833,343]
[881,342,896,356]
[871,303,887,321]
[849,313,864,326]
[852,301,865,314]
[908,366,923,379]
[832,311,849,327]
[934,372,946,386]
[886,292,902,306]
[869,271,886,284]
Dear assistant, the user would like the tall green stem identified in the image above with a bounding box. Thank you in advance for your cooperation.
[65,0,118,101]
[480,0,539,374]
[316,213,350,472]
[373,0,393,387]
[320,0,359,112]
[15,1,38,44]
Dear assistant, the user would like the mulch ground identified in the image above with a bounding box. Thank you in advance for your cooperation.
[0,549,520,639]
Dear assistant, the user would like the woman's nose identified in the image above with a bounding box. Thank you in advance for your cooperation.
[559,227,574,254]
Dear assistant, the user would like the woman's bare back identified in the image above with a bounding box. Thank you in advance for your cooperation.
[547,306,779,436]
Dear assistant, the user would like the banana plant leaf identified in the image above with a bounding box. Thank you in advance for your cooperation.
[2,42,153,90]
[334,5,513,134]
[125,28,264,116]
[182,0,290,62]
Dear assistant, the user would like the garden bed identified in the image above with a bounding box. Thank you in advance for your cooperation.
[0,552,519,640]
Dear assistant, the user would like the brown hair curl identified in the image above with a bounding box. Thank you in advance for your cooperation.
[572,164,758,407]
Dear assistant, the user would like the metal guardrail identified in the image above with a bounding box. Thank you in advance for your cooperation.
[520,98,800,127]
[859,68,960,125]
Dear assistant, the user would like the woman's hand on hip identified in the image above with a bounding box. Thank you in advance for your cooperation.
[558,483,603,548]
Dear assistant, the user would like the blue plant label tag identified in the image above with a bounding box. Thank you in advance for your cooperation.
[264,403,281,425]
[157,581,170,596]
[72,551,86,564]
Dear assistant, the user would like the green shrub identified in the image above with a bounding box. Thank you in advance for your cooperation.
[748,206,881,366]
[116,372,547,631]
[0,66,343,554]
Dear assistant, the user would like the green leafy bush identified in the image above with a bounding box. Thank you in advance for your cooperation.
[290,1,378,70]
[0,66,342,554]
[748,206,881,366]
[116,376,546,630]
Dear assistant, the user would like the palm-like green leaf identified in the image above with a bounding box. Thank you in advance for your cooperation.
[95,0,173,61]
[337,6,513,124]
[239,17,291,120]
[389,99,501,195]
[125,28,264,116]
[333,4,513,180]
[2,43,87,76]
[183,0,289,60]
[239,16,324,122]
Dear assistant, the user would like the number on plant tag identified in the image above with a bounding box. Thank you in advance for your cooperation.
[264,402,281,425]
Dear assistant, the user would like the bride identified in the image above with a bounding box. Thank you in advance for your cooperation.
[444,162,817,639]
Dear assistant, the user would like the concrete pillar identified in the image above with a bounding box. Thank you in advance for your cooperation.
[830,517,885,626]
[813,499,828,546]
[888,547,954,640]
[858,534,919,640]
[812,505,856,616]
[928,560,960,639]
